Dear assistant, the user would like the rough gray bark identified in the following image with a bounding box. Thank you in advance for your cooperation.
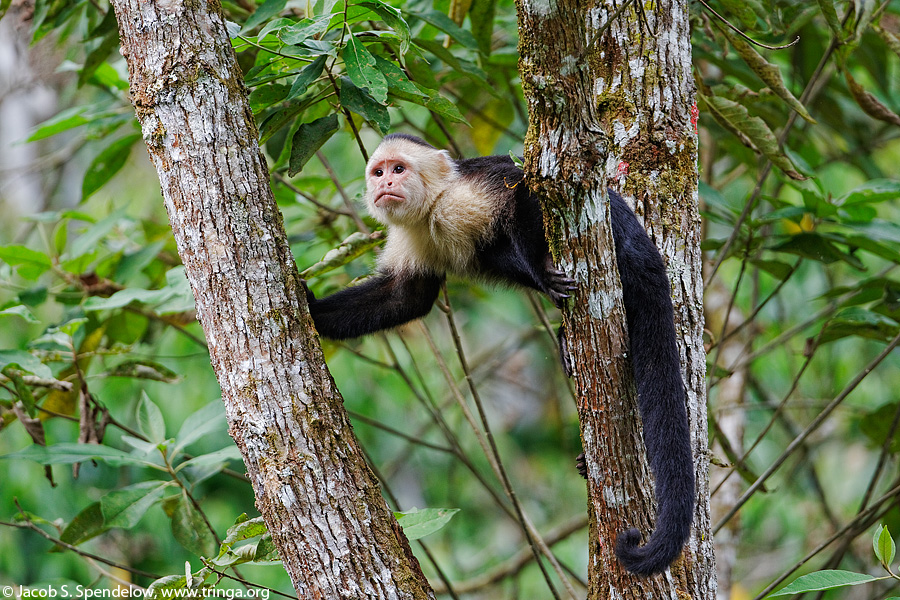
[108,1,433,598]
[515,1,714,597]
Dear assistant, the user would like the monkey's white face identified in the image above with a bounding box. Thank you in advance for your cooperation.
[367,155,413,209]
[365,144,437,227]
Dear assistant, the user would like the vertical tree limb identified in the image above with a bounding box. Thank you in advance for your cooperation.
[515,0,713,597]
[109,1,433,597]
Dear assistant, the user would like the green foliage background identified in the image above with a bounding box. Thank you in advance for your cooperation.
[1,0,900,598]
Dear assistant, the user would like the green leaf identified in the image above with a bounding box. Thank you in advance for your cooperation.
[875,24,900,59]
[817,0,843,38]
[343,36,388,104]
[0,305,39,323]
[373,56,426,97]
[394,507,459,540]
[26,107,91,141]
[717,0,759,28]
[81,134,143,201]
[58,318,87,338]
[838,179,900,205]
[339,77,391,134]
[771,232,856,266]
[279,15,331,45]
[0,244,52,280]
[256,17,296,41]
[79,31,119,88]
[287,55,328,100]
[470,0,497,55]
[408,9,479,51]
[414,38,493,93]
[60,502,108,546]
[249,83,291,112]
[163,491,217,556]
[115,240,166,284]
[145,575,189,600]
[82,288,173,311]
[178,447,242,485]
[2,367,37,417]
[384,80,467,125]
[137,391,167,444]
[701,95,805,180]
[766,570,881,597]
[242,0,287,32]
[425,94,468,124]
[749,259,794,280]
[69,205,130,260]
[1,443,162,469]
[258,102,306,145]
[82,269,195,314]
[715,24,814,125]
[156,266,197,314]
[0,349,52,379]
[108,359,178,383]
[101,482,170,529]
[223,515,268,546]
[819,308,899,344]
[288,113,340,176]
[860,403,900,453]
[874,525,896,566]
[358,1,410,53]
[844,0,876,45]
[173,402,227,456]
[845,70,900,127]
[847,220,900,244]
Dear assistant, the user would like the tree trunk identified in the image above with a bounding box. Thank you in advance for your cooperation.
[108,1,433,598]
[515,1,714,597]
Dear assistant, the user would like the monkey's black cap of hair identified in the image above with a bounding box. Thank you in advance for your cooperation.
[382,133,435,149]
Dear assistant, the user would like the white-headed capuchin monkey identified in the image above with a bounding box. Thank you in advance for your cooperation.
[303,133,695,576]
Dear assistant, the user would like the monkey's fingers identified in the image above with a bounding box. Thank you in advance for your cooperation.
[575,452,587,479]
[545,271,577,307]
[545,267,577,288]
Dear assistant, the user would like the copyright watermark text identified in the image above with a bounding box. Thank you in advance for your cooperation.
[2,586,269,600]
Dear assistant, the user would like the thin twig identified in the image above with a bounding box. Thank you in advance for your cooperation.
[715,330,900,532]
[438,285,573,600]
[752,479,900,600]
[696,0,799,50]
[4,504,160,580]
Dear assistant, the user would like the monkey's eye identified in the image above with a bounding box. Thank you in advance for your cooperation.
[373,168,384,177]
[393,165,405,174]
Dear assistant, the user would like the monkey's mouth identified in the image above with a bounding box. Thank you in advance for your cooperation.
[375,192,404,206]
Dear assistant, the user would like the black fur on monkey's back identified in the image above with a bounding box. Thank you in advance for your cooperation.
[304,136,694,576]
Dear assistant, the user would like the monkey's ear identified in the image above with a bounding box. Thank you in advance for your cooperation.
[436,150,454,176]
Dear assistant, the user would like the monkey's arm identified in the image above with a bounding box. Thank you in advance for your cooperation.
[304,270,443,340]
[608,190,695,576]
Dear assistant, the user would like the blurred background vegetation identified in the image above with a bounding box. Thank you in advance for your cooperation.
[1,0,900,598]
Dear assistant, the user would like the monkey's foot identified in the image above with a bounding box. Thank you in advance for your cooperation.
[543,257,577,308]
[575,452,587,479]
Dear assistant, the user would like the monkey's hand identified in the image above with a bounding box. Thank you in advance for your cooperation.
[543,256,577,308]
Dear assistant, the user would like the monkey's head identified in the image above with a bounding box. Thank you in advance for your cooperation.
[365,134,455,227]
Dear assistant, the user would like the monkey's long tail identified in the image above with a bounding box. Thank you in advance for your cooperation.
[610,192,695,577]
